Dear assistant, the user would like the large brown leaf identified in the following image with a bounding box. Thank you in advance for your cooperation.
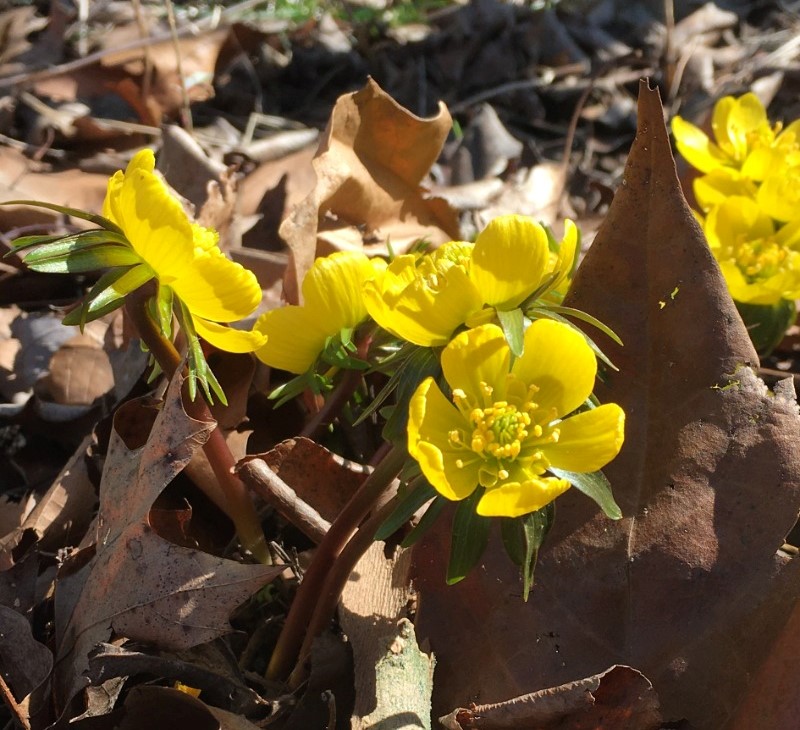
[53,372,282,711]
[412,81,800,728]
[279,77,460,302]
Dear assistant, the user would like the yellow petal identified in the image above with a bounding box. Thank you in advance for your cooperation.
[171,248,262,323]
[303,251,384,332]
[364,254,481,346]
[671,115,730,174]
[470,215,549,309]
[441,324,510,404]
[114,159,195,281]
[512,319,596,419]
[476,477,571,517]
[254,306,329,374]
[719,261,785,305]
[723,93,768,161]
[757,169,800,222]
[194,317,267,353]
[408,377,480,501]
[541,403,625,473]
[693,169,757,211]
[550,219,578,291]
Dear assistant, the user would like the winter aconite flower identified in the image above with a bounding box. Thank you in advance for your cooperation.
[408,321,625,517]
[362,215,577,347]
[701,196,800,305]
[671,93,800,178]
[254,251,386,374]
[102,149,266,353]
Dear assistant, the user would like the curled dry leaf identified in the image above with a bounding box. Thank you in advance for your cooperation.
[279,77,461,302]
[440,665,660,730]
[52,372,282,712]
[411,81,800,728]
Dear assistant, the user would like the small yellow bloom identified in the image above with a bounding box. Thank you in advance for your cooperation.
[363,215,577,347]
[408,321,625,518]
[702,196,800,305]
[672,93,800,178]
[254,251,386,374]
[103,149,266,353]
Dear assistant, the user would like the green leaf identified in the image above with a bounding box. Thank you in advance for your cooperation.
[355,344,436,426]
[501,504,555,601]
[447,489,491,585]
[401,494,447,548]
[62,264,153,327]
[381,347,441,443]
[549,466,622,520]
[735,298,796,357]
[497,307,525,357]
[24,244,140,274]
[375,479,436,541]
[1,200,124,235]
[537,304,623,345]
[177,299,227,405]
[7,233,71,253]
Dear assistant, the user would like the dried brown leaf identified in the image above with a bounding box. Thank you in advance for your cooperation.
[411,81,800,728]
[279,78,460,302]
[53,372,282,711]
[38,334,114,406]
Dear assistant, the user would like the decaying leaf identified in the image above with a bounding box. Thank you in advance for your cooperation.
[52,372,282,711]
[279,77,461,302]
[439,665,661,730]
[412,80,800,728]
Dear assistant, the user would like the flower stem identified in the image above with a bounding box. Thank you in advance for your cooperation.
[266,444,406,681]
[125,286,269,564]
[287,487,401,688]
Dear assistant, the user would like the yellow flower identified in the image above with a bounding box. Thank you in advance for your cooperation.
[254,251,386,374]
[702,196,800,305]
[671,93,800,178]
[363,215,577,347]
[408,321,625,518]
[103,149,266,353]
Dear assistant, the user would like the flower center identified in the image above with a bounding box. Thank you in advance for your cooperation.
[733,234,787,281]
[448,380,560,488]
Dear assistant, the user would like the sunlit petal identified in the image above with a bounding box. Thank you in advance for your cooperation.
[194,317,267,353]
[511,319,596,418]
[470,215,549,309]
[254,306,329,374]
[441,324,510,404]
[542,404,625,472]
[409,378,480,501]
[476,477,571,517]
[671,116,730,174]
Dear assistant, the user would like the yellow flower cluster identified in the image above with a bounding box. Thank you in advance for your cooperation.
[254,215,624,519]
[672,94,800,305]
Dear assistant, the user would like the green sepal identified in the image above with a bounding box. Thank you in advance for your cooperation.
[23,243,140,274]
[538,304,623,345]
[447,489,491,585]
[154,285,174,340]
[549,466,622,520]
[381,347,441,443]
[1,200,124,235]
[735,298,796,357]
[401,494,447,548]
[374,479,436,541]
[319,328,369,370]
[500,503,555,601]
[356,344,436,427]
[269,370,331,408]
[62,264,154,327]
[497,307,525,357]
[176,299,227,405]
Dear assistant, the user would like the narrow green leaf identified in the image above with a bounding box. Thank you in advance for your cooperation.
[549,466,622,520]
[356,344,436,426]
[7,233,69,253]
[24,245,140,274]
[401,494,447,548]
[447,489,491,585]
[500,504,555,599]
[541,304,623,345]
[1,200,124,235]
[374,480,436,541]
[497,307,525,357]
